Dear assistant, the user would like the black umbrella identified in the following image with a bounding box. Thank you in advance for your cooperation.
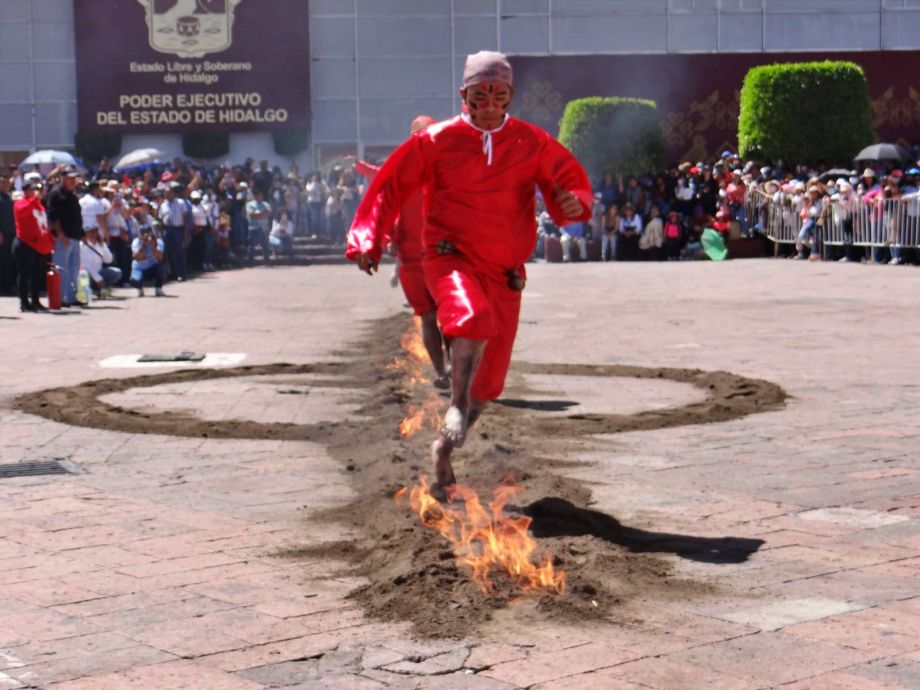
[853,143,910,163]
[818,168,854,182]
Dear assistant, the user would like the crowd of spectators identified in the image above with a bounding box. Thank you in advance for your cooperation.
[539,148,920,265]
[0,156,365,312]
[4,146,920,313]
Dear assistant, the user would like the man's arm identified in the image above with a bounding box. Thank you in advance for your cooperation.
[535,137,594,226]
[345,134,429,274]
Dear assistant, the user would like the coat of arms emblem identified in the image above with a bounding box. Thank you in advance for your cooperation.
[137,0,243,59]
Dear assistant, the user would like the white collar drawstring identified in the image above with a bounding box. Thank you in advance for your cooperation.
[461,113,509,166]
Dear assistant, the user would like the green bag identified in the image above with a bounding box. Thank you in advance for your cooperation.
[701,228,729,261]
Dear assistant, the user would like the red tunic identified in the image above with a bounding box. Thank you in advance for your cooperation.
[346,114,593,277]
[353,159,424,265]
[355,159,432,314]
[347,115,593,400]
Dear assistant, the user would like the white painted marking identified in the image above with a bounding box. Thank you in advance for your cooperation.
[798,507,911,529]
[717,597,864,631]
[99,353,247,369]
[0,650,24,668]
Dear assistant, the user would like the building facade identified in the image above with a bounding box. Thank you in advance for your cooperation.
[2,0,919,167]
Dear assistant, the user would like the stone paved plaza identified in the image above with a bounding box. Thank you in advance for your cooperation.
[1,259,920,689]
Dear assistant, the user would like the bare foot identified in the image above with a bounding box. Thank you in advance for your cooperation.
[430,437,457,502]
[440,406,467,447]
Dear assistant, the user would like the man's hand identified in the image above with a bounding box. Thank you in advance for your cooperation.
[555,184,584,219]
[354,252,378,276]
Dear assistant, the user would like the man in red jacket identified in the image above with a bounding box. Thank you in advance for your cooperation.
[13,181,55,312]
[347,51,592,495]
[353,115,449,389]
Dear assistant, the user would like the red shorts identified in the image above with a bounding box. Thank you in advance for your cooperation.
[398,261,436,316]
[424,255,522,401]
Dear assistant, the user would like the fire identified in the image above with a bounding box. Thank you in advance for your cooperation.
[399,391,443,438]
[396,474,566,595]
[388,317,431,385]
[392,317,444,436]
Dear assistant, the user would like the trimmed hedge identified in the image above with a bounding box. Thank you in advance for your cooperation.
[558,97,666,177]
[273,127,310,157]
[738,61,874,164]
[74,131,122,162]
[181,131,230,160]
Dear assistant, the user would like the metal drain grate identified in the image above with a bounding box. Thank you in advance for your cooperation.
[0,459,83,479]
[137,352,206,363]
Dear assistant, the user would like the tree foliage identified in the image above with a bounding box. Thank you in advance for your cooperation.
[738,61,874,164]
[557,97,666,177]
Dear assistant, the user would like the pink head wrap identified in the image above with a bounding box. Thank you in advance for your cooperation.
[462,51,513,88]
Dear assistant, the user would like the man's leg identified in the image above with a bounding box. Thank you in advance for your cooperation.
[420,310,448,385]
[432,394,487,489]
[440,336,486,446]
[68,240,81,303]
[426,266,522,493]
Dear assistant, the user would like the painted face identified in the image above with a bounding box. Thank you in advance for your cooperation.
[462,80,513,130]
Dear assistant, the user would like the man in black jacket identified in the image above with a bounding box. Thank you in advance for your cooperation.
[46,168,84,306]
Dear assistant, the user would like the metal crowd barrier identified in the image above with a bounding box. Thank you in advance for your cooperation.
[746,189,920,256]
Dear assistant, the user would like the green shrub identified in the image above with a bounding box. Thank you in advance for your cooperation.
[738,61,874,164]
[74,131,122,162]
[273,128,310,157]
[558,97,666,177]
[181,131,230,160]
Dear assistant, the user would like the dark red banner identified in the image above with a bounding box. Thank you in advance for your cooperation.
[74,0,310,133]
[510,51,918,163]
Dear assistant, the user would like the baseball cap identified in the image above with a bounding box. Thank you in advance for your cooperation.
[720,150,733,159]
[61,166,81,178]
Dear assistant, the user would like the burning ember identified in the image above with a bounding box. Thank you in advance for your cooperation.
[395,475,566,595]
[391,317,444,437]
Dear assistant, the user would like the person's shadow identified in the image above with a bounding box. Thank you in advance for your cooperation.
[521,496,763,565]
[496,399,579,412]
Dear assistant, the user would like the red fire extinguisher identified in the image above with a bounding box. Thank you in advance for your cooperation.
[46,264,61,310]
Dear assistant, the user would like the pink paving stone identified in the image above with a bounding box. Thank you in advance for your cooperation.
[479,642,642,687]
[7,643,176,686]
[49,587,192,618]
[0,608,99,645]
[114,552,242,578]
[465,643,529,670]
[780,671,910,689]
[859,557,920,579]
[530,674,645,690]
[2,578,104,608]
[847,468,920,480]
[45,659,265,690]
[607,657,759,690]
[202,623,404,672]
[668,632,881,686]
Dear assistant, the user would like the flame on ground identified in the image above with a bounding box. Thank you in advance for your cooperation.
[399,391,443,438]
[395,474,566,596]
[392,317,444,436]
[388,316,431,386]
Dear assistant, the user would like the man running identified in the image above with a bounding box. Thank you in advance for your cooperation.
[353,116,449,389]
[346,50,592,495]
